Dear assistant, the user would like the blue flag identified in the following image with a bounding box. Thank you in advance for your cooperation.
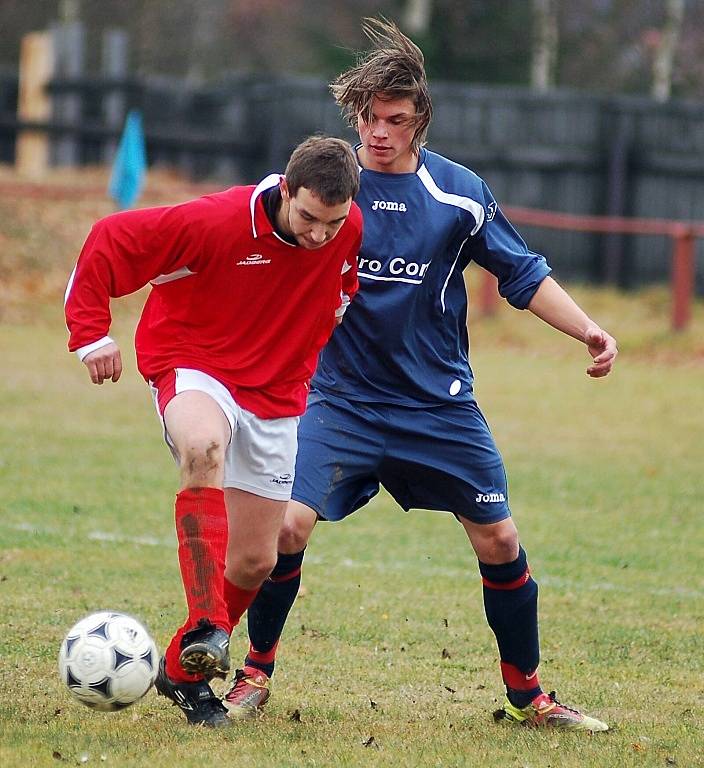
[109,110,147,209]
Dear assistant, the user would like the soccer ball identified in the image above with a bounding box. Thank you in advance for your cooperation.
[58,611,159,711]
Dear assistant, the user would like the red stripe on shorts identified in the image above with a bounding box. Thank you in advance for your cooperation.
[152,369,177,416]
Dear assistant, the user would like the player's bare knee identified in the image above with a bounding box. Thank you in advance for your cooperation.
[483,525,519,562]
[227,550,277,587]
[468,518,519,563]
[495,530,520,562]
[277,517,312,553]
[178,438,224,486]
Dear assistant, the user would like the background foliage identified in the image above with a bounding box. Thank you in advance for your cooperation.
[2,0,704,98]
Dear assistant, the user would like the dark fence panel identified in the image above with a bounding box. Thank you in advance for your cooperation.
[1,67,703,291]
[0,69,18,163]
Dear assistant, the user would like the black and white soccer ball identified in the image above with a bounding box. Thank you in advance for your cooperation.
[58,611,159,711]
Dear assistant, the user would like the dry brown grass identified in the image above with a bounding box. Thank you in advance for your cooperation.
[0,165,217,322]
[1,163,702,368]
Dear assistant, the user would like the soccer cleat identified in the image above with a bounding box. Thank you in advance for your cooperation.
[222,666,271,719]
[178,618,230,679]
[154,657,230,727]
[495,691,609,732]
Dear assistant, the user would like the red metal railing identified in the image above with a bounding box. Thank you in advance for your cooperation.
[2,180,701,330]
[478,206,704,331]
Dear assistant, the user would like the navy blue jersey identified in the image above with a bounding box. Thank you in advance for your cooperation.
[312,147,551,406]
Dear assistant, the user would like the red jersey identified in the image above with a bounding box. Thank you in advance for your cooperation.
[65,175,362,418]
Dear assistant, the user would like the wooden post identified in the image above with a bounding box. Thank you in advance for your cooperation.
[671,228,695,331]
[15,32,54,179]
[478,269,500,317]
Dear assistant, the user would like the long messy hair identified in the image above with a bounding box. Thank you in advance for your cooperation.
[330,17,433,151]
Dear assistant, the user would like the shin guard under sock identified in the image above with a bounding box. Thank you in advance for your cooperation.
[245,549,305,676]
[165,486,230,683]
[175,487,230,630]
[479,546,541,708]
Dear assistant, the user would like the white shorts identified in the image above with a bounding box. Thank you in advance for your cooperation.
[149,368,298,501]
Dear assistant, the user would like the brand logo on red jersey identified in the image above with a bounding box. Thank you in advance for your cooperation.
[237,254,271,266]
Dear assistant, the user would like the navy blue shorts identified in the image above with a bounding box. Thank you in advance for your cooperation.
[291,389,511,524]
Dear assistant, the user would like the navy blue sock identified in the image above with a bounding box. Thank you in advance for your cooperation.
[245,549,305,677]
[478,546,541,709]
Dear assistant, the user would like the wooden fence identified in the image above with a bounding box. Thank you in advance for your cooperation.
[1,24,703,293]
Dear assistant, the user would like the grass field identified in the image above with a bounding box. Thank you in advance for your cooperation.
[1,173,703,767]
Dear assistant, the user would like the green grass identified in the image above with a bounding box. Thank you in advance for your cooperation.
[1,290,703,768]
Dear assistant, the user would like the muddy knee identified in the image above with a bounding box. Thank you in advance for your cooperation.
[179,438,225,487]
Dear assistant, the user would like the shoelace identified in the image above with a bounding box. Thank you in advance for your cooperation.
[234,669,267,685]
[545,691,581,716]
[226,669,269,700]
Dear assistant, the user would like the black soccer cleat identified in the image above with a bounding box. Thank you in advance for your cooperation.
[154,656,230,727]
[178,618,231,680]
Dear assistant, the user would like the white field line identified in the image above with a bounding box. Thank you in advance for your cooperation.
[7,521,173,548]
[4,521,702,599]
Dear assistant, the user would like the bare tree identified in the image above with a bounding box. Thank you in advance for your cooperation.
[652,0,685,101]
[186,0,230,83]
[404,0,433,35]
[58,0,81,23]
[531,0,558,92]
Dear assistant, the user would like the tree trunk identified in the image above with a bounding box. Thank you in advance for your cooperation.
[531,0,558,92]
[58,0,80,23]
[403,0,433,35]
[652,0,685,102]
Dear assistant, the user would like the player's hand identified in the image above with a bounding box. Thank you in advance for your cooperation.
[83,343,123,384]
[584,326,617,378]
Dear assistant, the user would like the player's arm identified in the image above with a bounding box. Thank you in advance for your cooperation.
[468,182,617,378]
[469,182,552,309]
[65,205,196,384]
[527,276,618,378]
[335,221,362,324]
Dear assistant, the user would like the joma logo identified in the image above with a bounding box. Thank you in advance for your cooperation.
[475,492,506,503]
[371,200,407,212]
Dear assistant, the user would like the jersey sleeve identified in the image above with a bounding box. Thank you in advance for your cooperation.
[335,209,362,318]
[468,181,551,309]
[64,204,199,353]
[337,232,361,318]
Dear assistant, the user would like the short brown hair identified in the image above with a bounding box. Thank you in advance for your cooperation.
[330,17,433,151]
[285,135,360,204]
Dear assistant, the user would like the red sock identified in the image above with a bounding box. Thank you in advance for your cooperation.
[501,661,541,693]
[175,486,230,628]
[247,640,279,669]
[164,487,230,683]
[224,576,259,628]
[164,623,202,682]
